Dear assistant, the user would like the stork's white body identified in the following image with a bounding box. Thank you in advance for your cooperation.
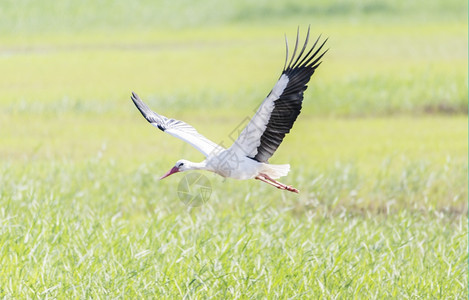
[202,149,290,180]
[131,27,327,193]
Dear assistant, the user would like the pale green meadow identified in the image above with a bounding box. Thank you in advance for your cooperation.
[0,0,467,298]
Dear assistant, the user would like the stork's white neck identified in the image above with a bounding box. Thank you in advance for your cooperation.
[183,160,208,171]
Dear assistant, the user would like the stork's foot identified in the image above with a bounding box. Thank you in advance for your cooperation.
[284,185,300,193]
[255,174,300,194]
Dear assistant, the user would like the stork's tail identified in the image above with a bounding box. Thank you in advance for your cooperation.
[261,164,290,179]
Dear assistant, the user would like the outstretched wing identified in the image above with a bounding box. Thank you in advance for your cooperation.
[131,92,222,157]
[230,27,327,162]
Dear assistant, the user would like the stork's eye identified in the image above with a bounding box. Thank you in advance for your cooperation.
[179,163,184,167]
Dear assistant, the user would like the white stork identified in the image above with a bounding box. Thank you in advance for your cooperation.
[131,27,327,193]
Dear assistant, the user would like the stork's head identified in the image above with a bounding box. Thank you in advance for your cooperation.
[160,159,191,179]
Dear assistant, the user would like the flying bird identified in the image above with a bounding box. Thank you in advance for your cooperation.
[131,27,327,193]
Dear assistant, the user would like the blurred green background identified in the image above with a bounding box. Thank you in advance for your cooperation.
[0,0,467,298]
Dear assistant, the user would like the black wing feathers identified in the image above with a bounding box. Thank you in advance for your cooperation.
[131,92,188,132]
[131,92,166,130]
[252,28,327,163]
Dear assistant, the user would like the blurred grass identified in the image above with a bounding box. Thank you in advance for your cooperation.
[0,0,466,34]
[2,112,466,213]
[0,0,467,298]
[0,22,466,116]
[1,113,466,167]
[0,160,466,298]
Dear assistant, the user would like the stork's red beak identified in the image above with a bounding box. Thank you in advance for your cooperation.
[160,166,180,180]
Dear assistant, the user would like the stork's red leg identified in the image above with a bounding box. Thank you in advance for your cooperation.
[255,175,284,189]
[263,174,299,193]
[255,174,300,193]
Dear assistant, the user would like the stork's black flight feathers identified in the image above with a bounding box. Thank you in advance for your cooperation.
[232,27,328,163]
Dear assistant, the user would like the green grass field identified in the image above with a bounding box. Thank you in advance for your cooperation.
[0,0,467,298]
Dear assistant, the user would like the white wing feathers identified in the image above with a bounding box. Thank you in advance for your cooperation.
[131,92,222,157]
